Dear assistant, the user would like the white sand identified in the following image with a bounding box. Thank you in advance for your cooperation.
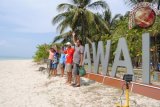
[0,60,159,107]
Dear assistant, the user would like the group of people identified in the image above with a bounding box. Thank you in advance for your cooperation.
[48,32,84,87]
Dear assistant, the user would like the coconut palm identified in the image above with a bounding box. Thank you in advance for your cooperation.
[52,0,110,44]
[86,9,123,43]
[101,9,123,33]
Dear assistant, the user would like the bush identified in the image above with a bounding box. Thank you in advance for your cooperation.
[33,43,63,62]
[33,44,49,62]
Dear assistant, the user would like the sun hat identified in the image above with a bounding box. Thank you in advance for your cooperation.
[51,45,57,51]
[65,42,72,46]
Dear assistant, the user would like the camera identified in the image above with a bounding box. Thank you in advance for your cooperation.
[123,74,133,83]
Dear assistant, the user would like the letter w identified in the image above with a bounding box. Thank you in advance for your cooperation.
[92,40,111,75]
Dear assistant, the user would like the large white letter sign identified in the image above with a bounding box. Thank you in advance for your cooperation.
[111,38,134,78]
[142,33,150,84]
[83,44,92,72]
[102,40,111,75]
[92,41,111,75]
[92,41,103,74]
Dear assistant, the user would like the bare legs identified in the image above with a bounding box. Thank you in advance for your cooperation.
[73,75,80,87]
[61,67,64,77]
[73,64,80,87]
[76,75,80,86]
[66,71,72,85]
[52,69,57,76]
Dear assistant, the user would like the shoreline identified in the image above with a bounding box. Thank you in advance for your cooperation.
[0,58,33,61]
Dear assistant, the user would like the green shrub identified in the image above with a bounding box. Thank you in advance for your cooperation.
[33,44,49,62]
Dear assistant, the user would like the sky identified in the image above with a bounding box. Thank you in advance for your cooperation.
[0,0,131,58]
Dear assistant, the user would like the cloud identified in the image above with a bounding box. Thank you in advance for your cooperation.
[0,0,132,58]
[0,0,67,33]
[0,0,131,34]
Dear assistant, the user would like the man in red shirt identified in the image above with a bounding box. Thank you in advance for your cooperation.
[64,42,74,85]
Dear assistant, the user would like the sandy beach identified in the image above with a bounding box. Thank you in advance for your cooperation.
[0,60,159,107]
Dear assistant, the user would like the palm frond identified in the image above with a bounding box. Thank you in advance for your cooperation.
[124,0,155,6]
[57,3,76,12]
[87,0,109,10]
[71,8,80,29]
[94,14,110,33]
[52,11,75,24]
[84,10,95,25]
[52,12,70,25]
[83,0,91,7]
[110,14,122,26]
[103,9,111,23]
[56,12,74,33]
[57,21,70,34]
[53,35,63,43]
[52,31,72,43]
[70,0,79,5]
[86,37,92,44]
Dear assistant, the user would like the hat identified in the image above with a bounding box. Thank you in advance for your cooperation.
[65,42,72,46]
[50,47,54,49]
[51,45,57,51]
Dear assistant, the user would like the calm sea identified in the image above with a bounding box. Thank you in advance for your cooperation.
[0,56,32,60]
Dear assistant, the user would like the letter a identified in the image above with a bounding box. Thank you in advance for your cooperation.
[83,44,92,72]
[111,38,134,79]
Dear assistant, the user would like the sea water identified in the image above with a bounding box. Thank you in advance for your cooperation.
[0,56,32,60]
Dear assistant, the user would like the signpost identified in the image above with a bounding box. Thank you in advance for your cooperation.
[83,33,150,84]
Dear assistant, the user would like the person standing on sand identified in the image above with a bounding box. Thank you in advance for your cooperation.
[72,32,84,87]
[52,49,58,76]
[58,46,66,77]
[48,47,54,77]
[64,42,74,85]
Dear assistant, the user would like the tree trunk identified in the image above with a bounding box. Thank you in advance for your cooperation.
[153,35,158,70]
[158,0,160,10]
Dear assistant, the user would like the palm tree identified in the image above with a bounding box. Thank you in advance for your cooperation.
[87,9,123,43]
[101,9,122,33]
[52,0,110,44]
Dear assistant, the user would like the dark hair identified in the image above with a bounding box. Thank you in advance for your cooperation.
[77,39,82,45]
[61,46,65,51]
[53,48,56,52]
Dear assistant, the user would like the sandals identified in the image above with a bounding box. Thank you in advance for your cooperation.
[73,84,80,87]
[71,83,76,86]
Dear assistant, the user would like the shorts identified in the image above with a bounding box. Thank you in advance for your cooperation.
[64,64,72,72]
[51,63,58,69]
[73,63,79,75]
[59,63,65,68]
